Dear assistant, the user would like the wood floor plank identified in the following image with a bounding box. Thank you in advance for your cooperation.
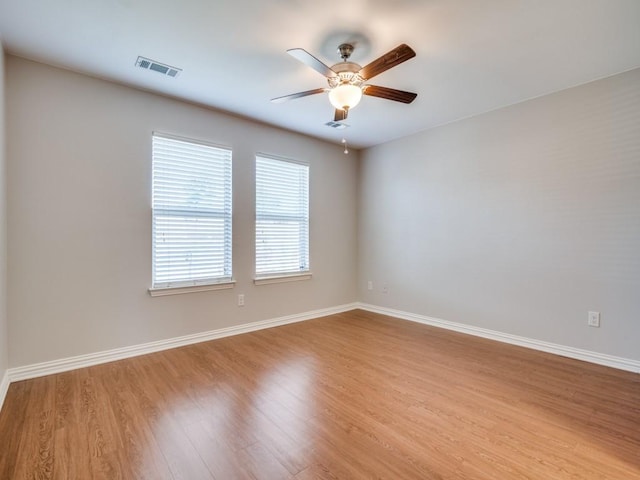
[182,419,255,480]
[51,370,93,479]
[293,463,338,480]
[0,381,33,479]
[99,365,175,479]
[78,373,129,479]
[119,359,215,480]
[240,441,294,480]
[11,375,56,479]
[1,310,639,479]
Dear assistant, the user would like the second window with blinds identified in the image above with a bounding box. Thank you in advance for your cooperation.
[255,155,310,283]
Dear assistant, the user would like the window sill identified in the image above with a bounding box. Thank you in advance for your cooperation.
[149,280,236,297]
[254,273,312,285]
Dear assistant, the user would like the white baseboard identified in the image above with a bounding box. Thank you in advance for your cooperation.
[5,300,638,392]
[358,303,640,373]
[8,303,358,382]
[0,369,9,412]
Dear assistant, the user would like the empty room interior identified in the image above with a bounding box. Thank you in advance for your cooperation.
[0,1,639,479]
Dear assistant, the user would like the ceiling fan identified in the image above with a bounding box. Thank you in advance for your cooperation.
[271,43,417,122]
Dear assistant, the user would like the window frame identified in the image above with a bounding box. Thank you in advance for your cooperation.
[149,132,234,296]
[254,153,311,284]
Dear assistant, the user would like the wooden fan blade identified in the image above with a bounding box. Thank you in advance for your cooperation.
[271,88,326,103]
[359,44,416,80]
[334,108,348,122]
[287,48,338,78]
[363,85,417,104]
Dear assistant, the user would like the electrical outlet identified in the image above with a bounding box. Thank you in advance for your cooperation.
[238,294,245,307]
[367,280,373,291]
[588,311,600,327]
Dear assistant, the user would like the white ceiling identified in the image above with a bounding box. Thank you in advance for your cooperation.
[1,0,639,149]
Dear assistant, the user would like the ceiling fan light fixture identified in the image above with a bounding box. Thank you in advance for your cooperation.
[329,84,363,111]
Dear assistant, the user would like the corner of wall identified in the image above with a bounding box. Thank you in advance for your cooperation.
[0,40,10,411]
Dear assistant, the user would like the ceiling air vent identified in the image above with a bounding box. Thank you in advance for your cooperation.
[135,56,182,78]
[324,121,349,129]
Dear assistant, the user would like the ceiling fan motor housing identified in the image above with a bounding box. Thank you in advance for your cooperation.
[328,62,364,88]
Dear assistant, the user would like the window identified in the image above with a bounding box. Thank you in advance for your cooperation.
[151,133,232,293]
[255,155,309,280]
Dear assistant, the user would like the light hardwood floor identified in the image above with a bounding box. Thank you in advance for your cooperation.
[0,310,638,479]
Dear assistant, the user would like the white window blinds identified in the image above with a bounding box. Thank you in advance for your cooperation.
[152,134,232,289]
[256,155,309,277]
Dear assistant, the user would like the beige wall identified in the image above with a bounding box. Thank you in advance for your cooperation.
[359,67,640,361]
[0,43,8,381]
[6,56,358,367]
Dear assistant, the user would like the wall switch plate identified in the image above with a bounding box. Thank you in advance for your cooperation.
[588,311,600,327]
[367,281,373,291]
[238,294,245,307]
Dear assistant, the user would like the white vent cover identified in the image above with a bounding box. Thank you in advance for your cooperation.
[324,121,349,129]
[135,56,182,78]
